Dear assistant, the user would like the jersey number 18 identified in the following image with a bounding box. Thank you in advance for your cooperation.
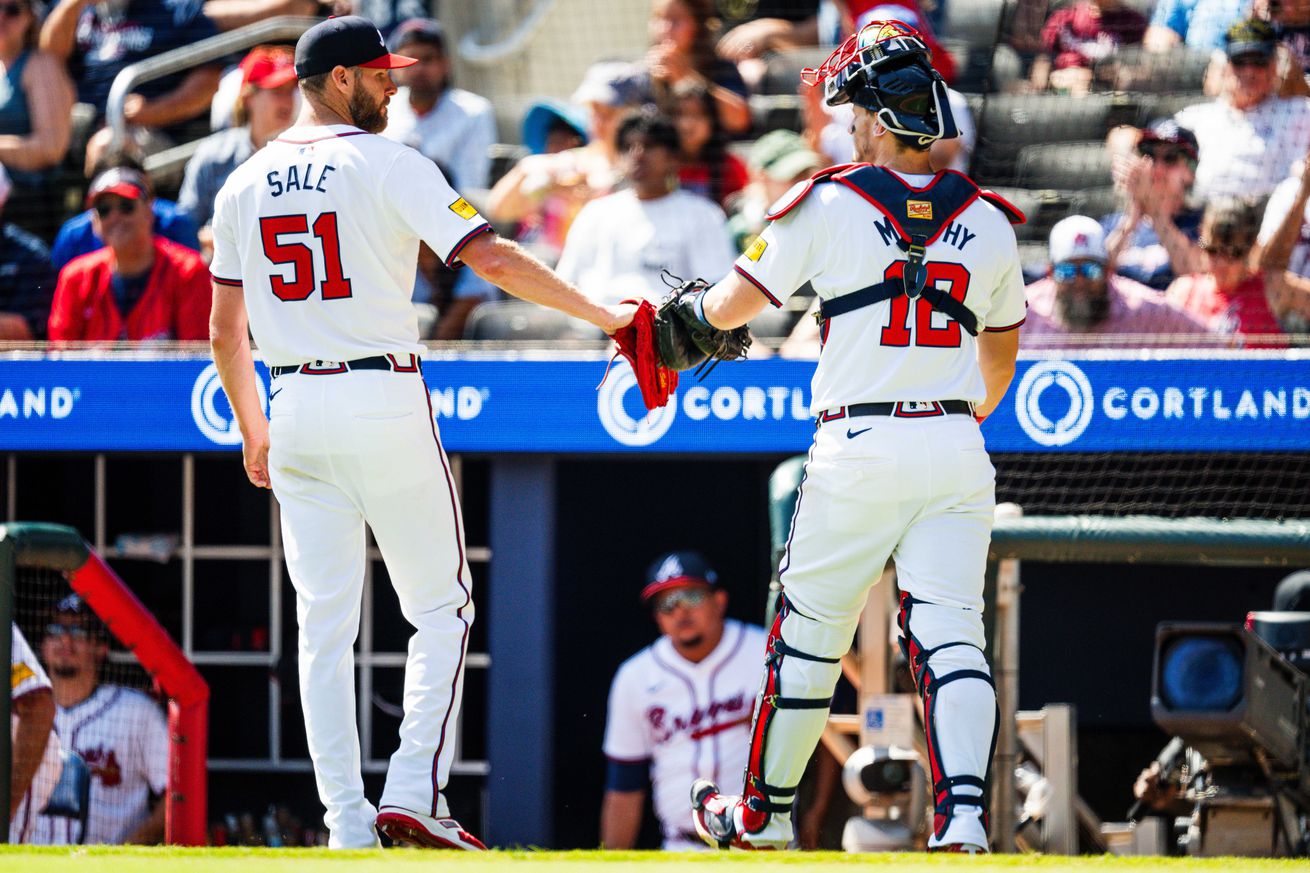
[259,212,354,302]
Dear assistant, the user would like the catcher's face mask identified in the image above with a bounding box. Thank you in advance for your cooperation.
[802,20,958,148]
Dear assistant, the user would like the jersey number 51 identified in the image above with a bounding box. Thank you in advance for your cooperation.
[259,212,353,302]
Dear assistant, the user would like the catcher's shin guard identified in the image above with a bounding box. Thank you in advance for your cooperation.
[739,595,848,837]
[897,592,999,849]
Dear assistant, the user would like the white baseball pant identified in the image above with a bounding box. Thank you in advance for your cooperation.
[744,412,998,848]
[268,366,472,848]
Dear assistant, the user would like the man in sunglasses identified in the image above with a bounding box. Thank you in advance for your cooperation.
[601,551,765,850]
[1026,215,1207,345]
[1103,119,1206,291]
[28,595,169,844]
[1175,18,1310,199]
[47,167,212,342]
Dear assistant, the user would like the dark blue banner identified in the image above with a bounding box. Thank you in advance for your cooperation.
[0,355,1305,453]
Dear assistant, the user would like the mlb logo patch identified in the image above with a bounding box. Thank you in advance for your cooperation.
[907,200,932,220]
[448,198,479,220]
[745,237,768,262]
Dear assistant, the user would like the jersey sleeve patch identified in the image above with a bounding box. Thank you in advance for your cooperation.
[11,661,34,690]
[449,197,480,221]
[744,237,767,262]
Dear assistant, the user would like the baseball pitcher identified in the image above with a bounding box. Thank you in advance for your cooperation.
[208,17,634,850]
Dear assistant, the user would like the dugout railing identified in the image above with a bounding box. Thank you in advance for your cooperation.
[0,522,208,845]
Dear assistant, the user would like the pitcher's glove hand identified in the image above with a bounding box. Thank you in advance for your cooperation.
[655,276,752,376]
[606,298,679,411]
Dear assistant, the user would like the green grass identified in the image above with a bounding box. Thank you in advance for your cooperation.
[0,847,1301,872]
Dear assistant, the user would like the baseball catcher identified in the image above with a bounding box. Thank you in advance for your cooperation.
[607,275,752,411]
[681,18,1026,854]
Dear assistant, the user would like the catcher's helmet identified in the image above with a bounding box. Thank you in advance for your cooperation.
[803,20,957,148]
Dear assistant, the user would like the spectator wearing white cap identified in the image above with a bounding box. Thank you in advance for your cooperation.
[1024,215,1209,345]
[0,163,57,339]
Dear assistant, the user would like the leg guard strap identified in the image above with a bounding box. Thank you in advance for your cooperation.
[771,638,842,664]
[766,694,833,709]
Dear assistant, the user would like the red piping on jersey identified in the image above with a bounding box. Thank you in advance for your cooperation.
[273,130,370,144]
[605,753,653,764]
[984,316,1026,332]
[211,275,243,287]
[734,265,781,307]
[420,380,472,819]
[444,224,493,268]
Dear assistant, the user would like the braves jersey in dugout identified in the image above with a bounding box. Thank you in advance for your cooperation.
[28,684,169,845]
[210,124,491,366]
[736,165,1027,413]
[603,620,767,846]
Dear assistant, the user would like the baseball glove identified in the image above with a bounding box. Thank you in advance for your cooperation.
[654,275,752,378]
[606,298,679,411]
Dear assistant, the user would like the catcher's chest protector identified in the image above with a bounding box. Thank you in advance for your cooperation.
[800,165,1025,336]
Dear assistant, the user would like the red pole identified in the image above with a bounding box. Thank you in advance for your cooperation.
[68,551,209,845]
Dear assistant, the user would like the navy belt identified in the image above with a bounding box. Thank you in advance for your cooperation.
[819,400,974,422]
[270,353,421,378]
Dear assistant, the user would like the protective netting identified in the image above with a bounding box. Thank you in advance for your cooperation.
[8,566,168,845]
[994,451,1310,519]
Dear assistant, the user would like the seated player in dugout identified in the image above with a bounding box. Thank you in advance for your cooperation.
[601,552,766,850]
[29,596,169,845]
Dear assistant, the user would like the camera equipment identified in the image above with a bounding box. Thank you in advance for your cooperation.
[840,745,927,851]
[1149,615,1310,856]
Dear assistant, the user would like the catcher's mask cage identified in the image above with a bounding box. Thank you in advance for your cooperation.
[801,20,957,149]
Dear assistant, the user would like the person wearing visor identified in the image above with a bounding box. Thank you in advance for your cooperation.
[48,167,211,342]
[683,20,1026,853]
[601,552,765,850]
[1024,215,1208,345]
[208,16,634,852]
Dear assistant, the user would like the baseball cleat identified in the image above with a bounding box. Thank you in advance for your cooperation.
[930,842,989,854]
[689,779,787,850]
[375,807,487,850]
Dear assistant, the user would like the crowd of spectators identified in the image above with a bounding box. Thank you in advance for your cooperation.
[0,0,1302,348]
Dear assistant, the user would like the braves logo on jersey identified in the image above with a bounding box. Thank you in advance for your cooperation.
[81,745,124,787]
[646,692,751,745]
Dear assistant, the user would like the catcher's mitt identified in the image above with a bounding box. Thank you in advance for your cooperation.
[654,275,752,378]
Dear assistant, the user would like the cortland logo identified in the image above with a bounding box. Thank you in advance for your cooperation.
[1014,360,1094,447]
[191,363,267,445]
[597,362,677,447]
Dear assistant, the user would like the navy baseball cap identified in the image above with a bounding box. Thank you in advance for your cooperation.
[641,551,719,604]
[295,16,418,79]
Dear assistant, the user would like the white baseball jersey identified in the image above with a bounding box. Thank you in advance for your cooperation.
[28,684,169,845]
[9,623,61,844]
[210,123,491,366]
[734,171,1026,413]
[604,619,766,849]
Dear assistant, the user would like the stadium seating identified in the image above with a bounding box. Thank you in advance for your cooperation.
[1014,140,1113,190]
[972,93,1131,186]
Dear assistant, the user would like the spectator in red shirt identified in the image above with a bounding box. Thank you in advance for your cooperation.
[672,81,748,210]
[48,168,211,343]
[1030,0,1149,94]
[1166,199,1286,346]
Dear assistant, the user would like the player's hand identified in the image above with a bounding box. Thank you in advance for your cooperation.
[242,423,271,490]
[596,302,638,335]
